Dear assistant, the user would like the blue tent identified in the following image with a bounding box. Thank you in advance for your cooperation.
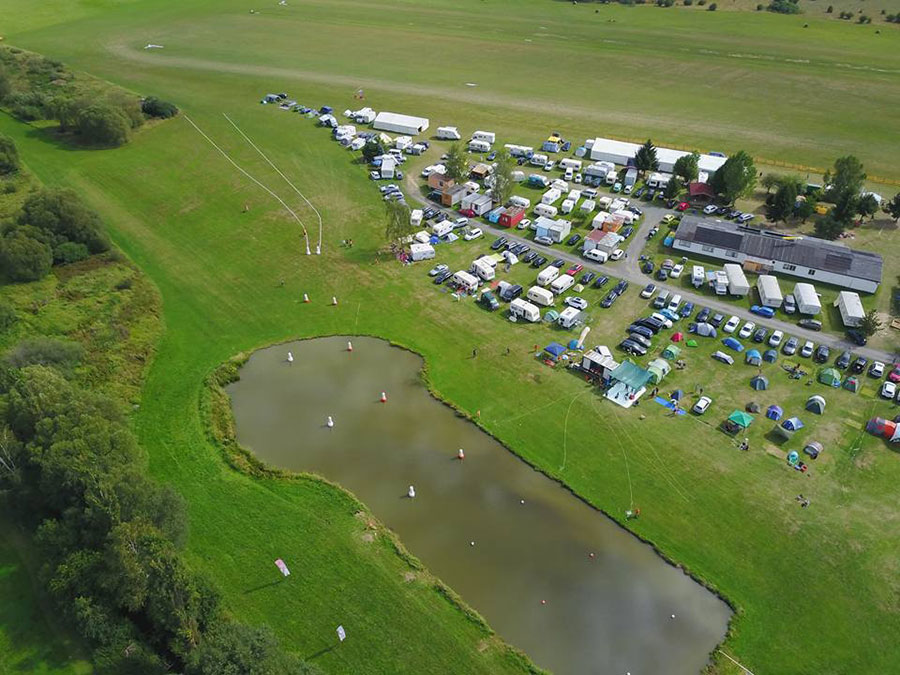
[766,404,784,420]
[763,349,778,363]
[723,337,745,352]
[750,375,769,390]
[782,416,805,431]
[544,342,566,360]
[745,349,762,365]
[671,389,684,401]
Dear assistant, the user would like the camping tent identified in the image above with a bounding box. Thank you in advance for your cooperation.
[647,358,671,384]
[746,401,761,413]
[662,344,681,360]
[728,410,754,428]
[866,417,896,439]
[783,416,805,431]
[787,450,800,465]
[773,424,794,441]
[745,349,762,366]
[843,376,861,393]
[804,441,824,459]
[694,322,716,337]
[543,342,566,361]
[818,367,841,387]
[723,337,744,352]
[763,349,778,364]
[766,404,784,420]
[806,395,826,414]
[671,389,684,401]
[750,375,769,390]
[671,332,684,343]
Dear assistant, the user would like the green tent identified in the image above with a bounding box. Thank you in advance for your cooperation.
[843,376,861,393]
[647,358,671,385]
[818,367,841,387]
[685,339,699,348]
[662,344,681,360]
[727,410,754,429]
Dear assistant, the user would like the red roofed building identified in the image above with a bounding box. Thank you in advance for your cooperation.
[688,182,716,205]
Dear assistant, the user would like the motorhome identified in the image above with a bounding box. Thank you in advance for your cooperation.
[559,158,583,171]
[527,285,555,307]
[432,221,453,237]
[410,209,423,227]
[468,139,491,153]
[550,274,575,295]
[472,130,496,144]
[691,265,705,288]
[537,266,560,286]
[530,154,549,167]
[409,243,434,262]
[510,298,541,322]
[436,126,461,140]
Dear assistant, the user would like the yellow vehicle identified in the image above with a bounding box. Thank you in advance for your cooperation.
[814,203,830,215]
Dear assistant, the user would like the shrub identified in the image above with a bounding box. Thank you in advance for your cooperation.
[768,0,801,14]
[0,301,17,333]
[4,337,84,372]
[707,2,716,9]
[53,241,90,264]
[826,4,833,12]
[0,232,52,282]
[757,3,764,9]
[3,180,17,194]
[0,133,21,175]
[18,187,110,254]
[684,0,693,6]
[75,104,131,147]
[141,97,179,119]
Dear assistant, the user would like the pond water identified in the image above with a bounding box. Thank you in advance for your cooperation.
[227,336,731,674]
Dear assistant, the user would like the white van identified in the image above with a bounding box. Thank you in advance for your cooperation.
[564,167,574,182]
[550,274,575,295]
[452,270,479,294]
[527,285,555,307]
[470,259,495,281]
[537,266,560,286]
[583,248,608,263]
[605,172,617,185]
[533,203,558,218]
[667,294,682,312]
[510,298,540,323]
[432,221,453,237]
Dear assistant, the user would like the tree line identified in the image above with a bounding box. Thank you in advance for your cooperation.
[0,45,178,147]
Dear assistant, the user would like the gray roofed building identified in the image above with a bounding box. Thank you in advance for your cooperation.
[671,216,882,293]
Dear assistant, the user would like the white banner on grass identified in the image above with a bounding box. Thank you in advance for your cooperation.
[336,625,346,642]
[274,558,291,577]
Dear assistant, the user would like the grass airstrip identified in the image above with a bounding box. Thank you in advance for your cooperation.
[1,0,900,673]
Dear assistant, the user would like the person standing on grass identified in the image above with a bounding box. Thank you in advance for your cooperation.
[472,348,478,358]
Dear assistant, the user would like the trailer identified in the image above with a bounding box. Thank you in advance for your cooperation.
[468,139,491,153]
[436,126,461,140]
[472,130,496,144]
[409,243,434,262]
[793,282,822,315]
[510,298,541,322]
[723,263,750,297]
[709,270,729,295]
[834,291,864,327]
[691,265,705,289]
[558,307,585,329]
[756,275,783,308]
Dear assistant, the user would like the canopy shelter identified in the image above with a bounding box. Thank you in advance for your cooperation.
[818,367,841,387]
[750,375,769,390]
[671,332,684,343]
[723,337,744,352]
[783,416,805,431]
[766,404,783,420]
[746,401,761,413]
[763,349,778,364]
[661,344,681,360]
[728,410,754,428]
[843,376,861,393]
[543,342,566,361]
[606,360,653,409]
[804,441,824,459]
[745,349,762,366]
[806,395,826,414]
[647,358,671,385]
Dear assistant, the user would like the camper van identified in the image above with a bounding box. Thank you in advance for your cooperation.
[432,221,453,237]
[452,270,479,294]
[468,140,491,153]
[551,274,575,295]
[470,259,495,282]
[527,285,555,307]
[605,172,617,185]
[509,298,540,322]
[409,243,434,262]
[533,203,558,218]
[558,306,584,329]
[691,265,705,289]
[436,126,461,140]
[410,209,423,227]
[583,248,608,263]
[472,130,496,144]
[530,154,549,167]
[559,158,583,171]
[537,266,560,286]
[509,195,531,209]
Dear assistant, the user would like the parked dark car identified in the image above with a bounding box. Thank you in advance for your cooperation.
[551,258,565,268]
[752,327,768,343]
[600,292,618,309]
[636,317,664,334]
[580,271,596,285]
[628,206,643,218]
[696,307,711,323]
[434,211,447,223]
[710,313,725,327]
[814,345,830,363]
[628,324,655,340]
[835,351,852,369]
[490,236,507,251]
[566,234,582,246]
[531,255,547,268]
[846,329,867,346]
[593,275,610,289]
[628,333,652,349]
[621,225,634,238]
[523,251,537,263]
[656,268,668,281]
[679,301,695,318]
[433,270,452,284]
[613,280,629,295]
[642,260,655,274]
[716,206,730,215]
[499,284,523,301]
[634,187,646,199]
[620,339,647,356]
[798,319,823,331]
[850,356,868,374]
[645,188,656,200]
[479,290,499,311]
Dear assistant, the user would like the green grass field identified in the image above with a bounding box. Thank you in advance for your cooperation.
[1,0,900,673]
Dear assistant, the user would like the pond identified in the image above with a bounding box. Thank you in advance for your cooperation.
[227,336,731,674]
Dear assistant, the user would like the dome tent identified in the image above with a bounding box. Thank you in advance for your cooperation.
[750,375,769,390]
[783,416,805,431]
[763,349,778,363]
[818,367,841,387]
[723,337,744,352]
[766,404,783,420]
[662,344,681,360]
[745,349,762,366]
[843,376,861,393]
[804,441,824,459]
[806,395,826,414]
[746,401,761,413]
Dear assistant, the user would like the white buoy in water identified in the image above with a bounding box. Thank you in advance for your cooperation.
[326,416,334,428]
[347,341,353,352]
[408,485,416,498]
[287,351,293,364]
[457,448,465,460]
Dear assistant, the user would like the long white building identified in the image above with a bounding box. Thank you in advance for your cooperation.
[586,137,727,175]
[373,111,430,136]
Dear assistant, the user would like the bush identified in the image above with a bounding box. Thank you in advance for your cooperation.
[757,3,764,9]
[768,0,801,14]
[141,97,179,119]
[3,180,18,194]
[53,240,90,264]
[0,232,52,282]
[684,0,693,6]
[0,133,20,175]
[4,337,84,372]
[0,301,17,333]
[707,2,716,9]
[18,187,110,254]
[826,4,833,12]
[75,104,131,147]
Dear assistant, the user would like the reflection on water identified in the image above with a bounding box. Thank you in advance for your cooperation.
[227,336,731,674]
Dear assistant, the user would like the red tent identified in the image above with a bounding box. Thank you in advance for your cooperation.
[671,332,684,342]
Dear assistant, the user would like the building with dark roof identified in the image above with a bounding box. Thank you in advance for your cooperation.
[671,216,882,293]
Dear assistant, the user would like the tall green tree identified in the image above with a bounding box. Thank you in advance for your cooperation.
[18,187,110,254]
[768,180,797,223]
[814,214,845,241]
[663,177,681,200]
[186,621,322,675]
[633,139,659,174]
[710,150,757,204]
[75,104,131,146]
[859,309,882,338]
[857,193,879,220]
[0,133,20,175]
[445,142,468,181]
[0,232,53,282]
[491,151,515,206]
[361,139,384,164]
[825,155,866,202]
[885,193,900,222]
[794,198,816,223]
[384,200,412,247]
[672,151,699,185]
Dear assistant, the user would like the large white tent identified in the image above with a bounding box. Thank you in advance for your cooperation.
[373,111,430,136]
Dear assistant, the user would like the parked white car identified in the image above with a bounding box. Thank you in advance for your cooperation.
[610,249,624,261]
[723,316,740,333]
[800,340,814,358]
[768,330,784,347]
[870,361,885,378]
[692,396,712,414]
[428,263,448,277]
[670,263,684,278]
[881,381,896,399]
[455,217,469,227]
[463,228,483,241]
[517,218,531,230]
[738,321,756,339]
[703,204,718,215]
